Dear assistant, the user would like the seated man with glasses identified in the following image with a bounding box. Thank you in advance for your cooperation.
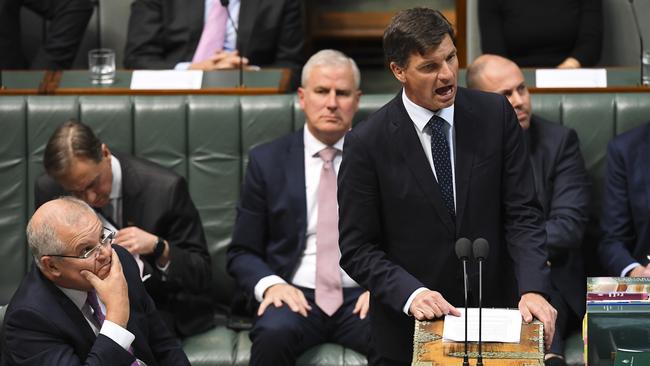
[1,197,190,365]
[34,119,213,338]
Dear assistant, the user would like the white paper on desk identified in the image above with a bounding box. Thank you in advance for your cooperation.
[130,70,203,90]
[442,308,522,343]
[535,68,607,88]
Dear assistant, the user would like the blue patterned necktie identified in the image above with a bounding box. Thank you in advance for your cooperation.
[426,115,455,219]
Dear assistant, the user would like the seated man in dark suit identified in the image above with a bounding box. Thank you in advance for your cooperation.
[467,54,590,366]
[123,0,304,88]
[34,120,213,338]
[598,122,650,277]
[227,49,373,365]
[0,0,93,69]
[1,197,190,365]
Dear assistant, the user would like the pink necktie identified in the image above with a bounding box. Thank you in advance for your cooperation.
[192,2,228,63]
[315,147,343,316]
[87,291,139,366]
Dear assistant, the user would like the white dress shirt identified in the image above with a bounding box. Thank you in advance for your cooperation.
[400,90,457,315]
[253,126,359,302]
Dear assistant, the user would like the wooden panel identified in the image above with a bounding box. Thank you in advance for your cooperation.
[413,318,544,366]
[309,10,457,40]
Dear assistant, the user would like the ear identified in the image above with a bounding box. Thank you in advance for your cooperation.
[389,61,407,84]
[39,256,62,280]
[297,87,306,110]
[101,143,111,159]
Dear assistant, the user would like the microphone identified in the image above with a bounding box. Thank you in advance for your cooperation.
[220,0,244,87]
[455,238,472,366]
[628,0,647,85]
[472,238,489,366]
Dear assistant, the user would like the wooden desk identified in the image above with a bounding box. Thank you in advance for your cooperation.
[412,318,544,366]
[0,68,290,95]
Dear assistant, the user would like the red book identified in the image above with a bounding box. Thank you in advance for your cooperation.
[587,292,650,301]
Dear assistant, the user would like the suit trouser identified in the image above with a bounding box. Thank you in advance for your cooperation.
[249,286,375,366]
[549,284,580,356]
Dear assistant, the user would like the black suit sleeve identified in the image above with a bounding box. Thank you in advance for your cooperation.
[3,309,134,366]
[570,0,602,66]
[25,0,94,69]
[545,129,590,254]
[338,130,425,314]
[123,0,178,69]
[265,0,304,88]
[226,151,279,295]
[155,177,212,294]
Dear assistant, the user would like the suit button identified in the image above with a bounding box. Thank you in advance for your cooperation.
[546,260,552,267]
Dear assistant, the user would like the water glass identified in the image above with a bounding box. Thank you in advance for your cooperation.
[88,49,116,85]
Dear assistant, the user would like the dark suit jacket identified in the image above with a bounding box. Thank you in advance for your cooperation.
[226,129,309,308]
[527,115,589,319]
[34,152,213,337]
[1,245,190,366]
[598,122,650,275]
[123,0,304,88]
[0,0,93,69]
[338,88,551,362]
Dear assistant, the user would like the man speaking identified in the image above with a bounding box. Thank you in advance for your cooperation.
[337,7,557,365]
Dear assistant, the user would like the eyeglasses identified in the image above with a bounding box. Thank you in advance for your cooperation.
[44,227,115,260]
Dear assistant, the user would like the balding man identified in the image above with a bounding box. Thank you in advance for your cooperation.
[467,54,590,366]
[1,197,189,366]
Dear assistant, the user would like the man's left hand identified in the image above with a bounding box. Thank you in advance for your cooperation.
[115,226,157,255]
[352,291,370,319]
[518,292,557,351]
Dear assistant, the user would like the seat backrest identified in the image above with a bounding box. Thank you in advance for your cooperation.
[2,92,650,306]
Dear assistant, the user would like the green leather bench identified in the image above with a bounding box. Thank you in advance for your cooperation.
[1,92,649,365]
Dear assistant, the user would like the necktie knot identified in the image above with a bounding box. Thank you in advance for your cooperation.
[318,147,338,164]
[426,115,446,135]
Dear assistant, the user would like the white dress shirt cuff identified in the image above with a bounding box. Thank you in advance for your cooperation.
[174,62,191,70]
[99,320,135,351]
[622,262,641,277]
[254,275,286,303]
[403,287,428,315]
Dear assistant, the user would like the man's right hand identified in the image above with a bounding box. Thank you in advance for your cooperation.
[629,264,650,277]
[189,50,249,71]
[409,289,460,320]
[257,283,311,317]
[81,249,130,328]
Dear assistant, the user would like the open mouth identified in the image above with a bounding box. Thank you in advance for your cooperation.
[435,85,454,96]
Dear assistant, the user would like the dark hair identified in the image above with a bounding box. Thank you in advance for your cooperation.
[43,119,103,177]
[383,7,456,68]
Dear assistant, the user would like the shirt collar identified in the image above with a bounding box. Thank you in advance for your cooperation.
[401,89,455,133]
[109,154,122,200]
[303,125,345,158]
[57,285,88,311]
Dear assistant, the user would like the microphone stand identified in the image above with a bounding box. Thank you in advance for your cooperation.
[477,258,484,366]
[455,238,472,366]
[628,0,646,85]
[473,238,489,366]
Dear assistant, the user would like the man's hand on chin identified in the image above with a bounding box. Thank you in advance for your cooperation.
[518,292,557,351]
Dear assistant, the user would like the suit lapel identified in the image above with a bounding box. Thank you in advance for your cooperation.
[237,0,257,55]
[286,130,307,245]
[117,154,144,228]
[389,94,455,234]
[39,271,96,348]
[452,89,478,233]
[188,0,205,52]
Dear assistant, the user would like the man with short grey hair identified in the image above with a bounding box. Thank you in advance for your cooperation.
[227,49,374,365]
[2,197,189,365]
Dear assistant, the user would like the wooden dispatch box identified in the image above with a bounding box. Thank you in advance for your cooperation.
[412,317,544,366]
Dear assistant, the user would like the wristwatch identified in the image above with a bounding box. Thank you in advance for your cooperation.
[152,237,165,259]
